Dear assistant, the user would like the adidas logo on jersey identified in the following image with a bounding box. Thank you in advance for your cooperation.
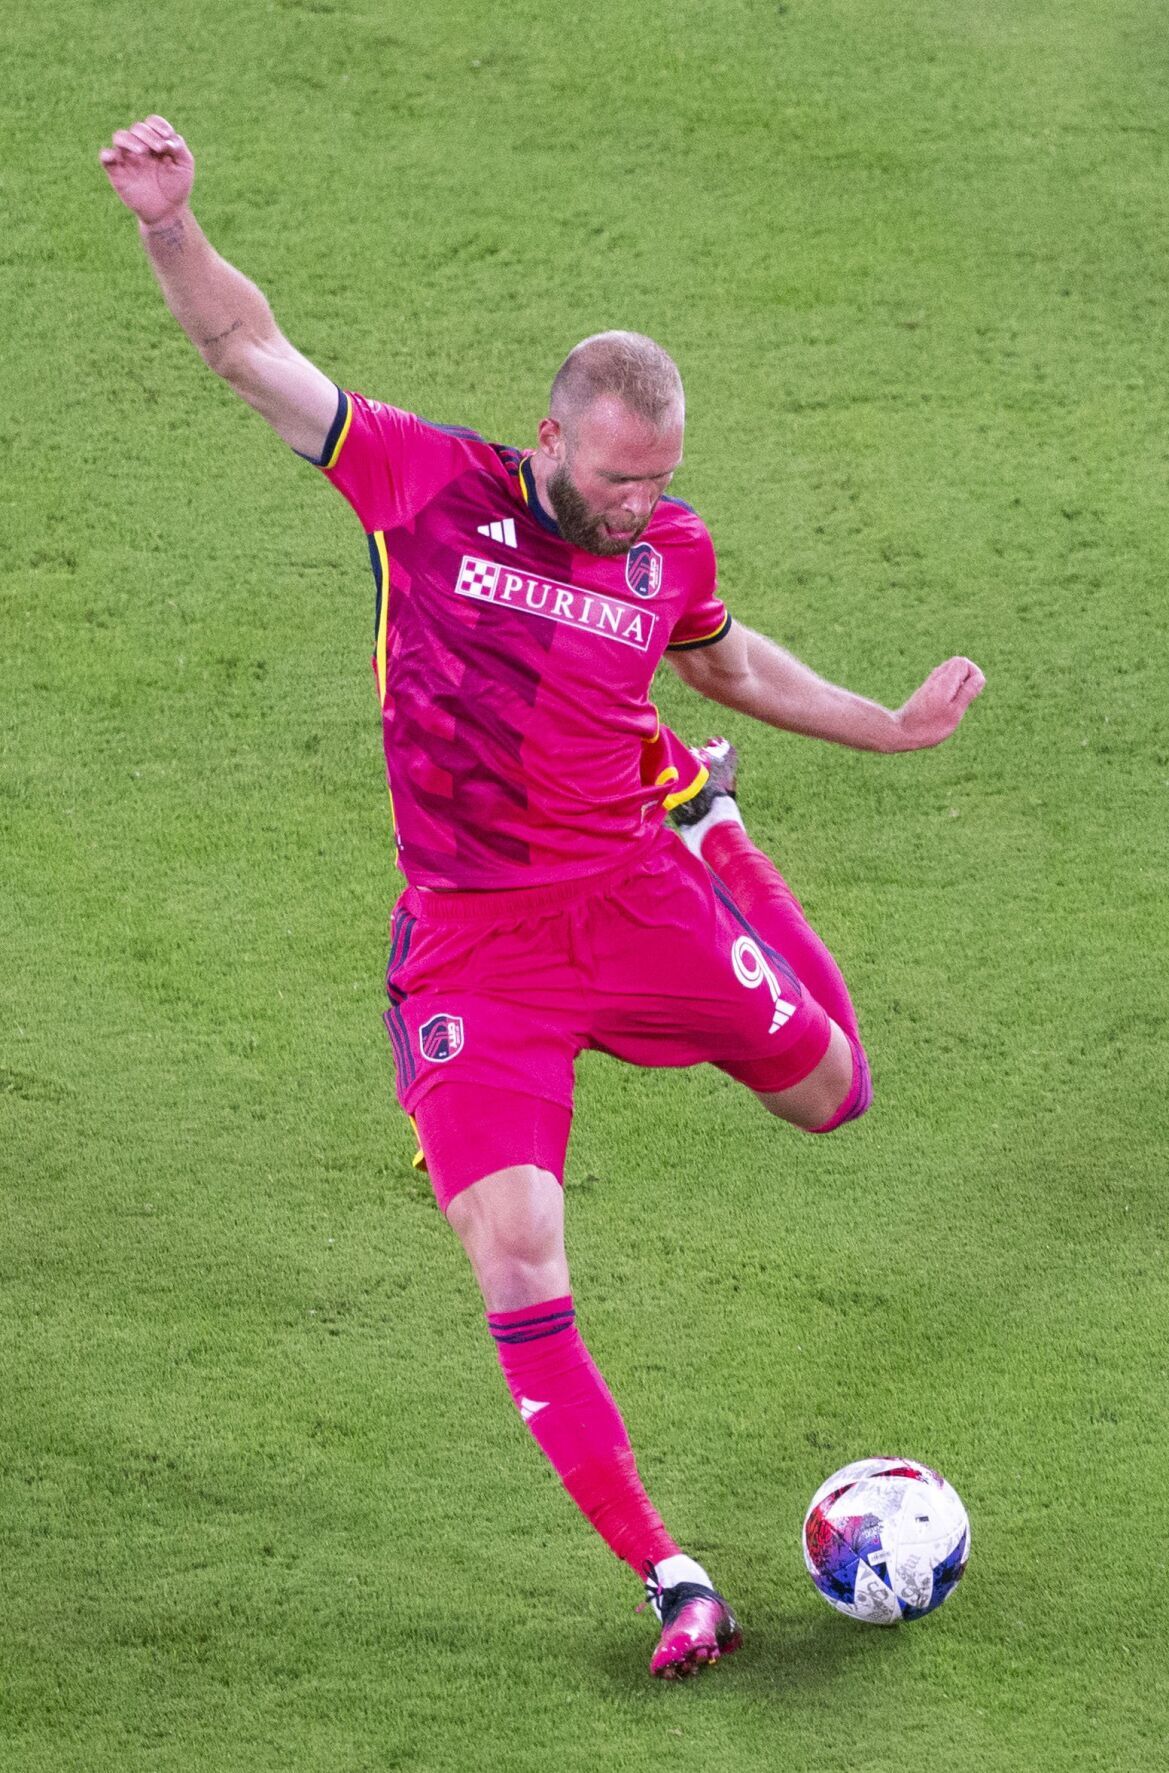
[476,518,518,548]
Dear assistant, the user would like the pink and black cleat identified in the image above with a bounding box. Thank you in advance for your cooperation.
[643,1563,743,1680]
[668,737,739,828]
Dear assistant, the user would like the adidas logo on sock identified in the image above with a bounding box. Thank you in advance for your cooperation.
[518,1396,549,1423]
[476,518,518,548]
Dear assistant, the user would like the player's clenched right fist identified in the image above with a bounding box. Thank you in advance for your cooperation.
[99,115,194,225]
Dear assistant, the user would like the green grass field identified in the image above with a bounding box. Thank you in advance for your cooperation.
[4,1,1168,1767]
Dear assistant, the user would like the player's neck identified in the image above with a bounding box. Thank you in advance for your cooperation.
[527,449,557,522]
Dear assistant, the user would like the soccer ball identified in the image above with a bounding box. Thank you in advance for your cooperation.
[802,1456,970,1625]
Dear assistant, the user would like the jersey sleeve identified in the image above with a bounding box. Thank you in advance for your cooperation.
[301,388,483,532]
[666,522,732,651]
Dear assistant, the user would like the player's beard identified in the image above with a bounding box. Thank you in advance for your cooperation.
[546,464,648,556]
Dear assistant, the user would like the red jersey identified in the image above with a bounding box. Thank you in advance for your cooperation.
[310,389,731,890]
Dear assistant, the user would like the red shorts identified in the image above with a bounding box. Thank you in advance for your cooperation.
[383,827,831,1203]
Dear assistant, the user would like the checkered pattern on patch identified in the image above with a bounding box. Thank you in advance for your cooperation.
[455,555,502,599]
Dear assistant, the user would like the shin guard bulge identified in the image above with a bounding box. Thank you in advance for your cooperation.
[487,1297,679,1573]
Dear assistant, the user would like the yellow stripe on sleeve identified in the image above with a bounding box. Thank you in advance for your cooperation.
[373,530,391,706]
[321,394,353,471]
[666,612,732,652]
[369,530,400,862]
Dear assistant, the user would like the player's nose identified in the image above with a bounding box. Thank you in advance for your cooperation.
[623,485,656,519]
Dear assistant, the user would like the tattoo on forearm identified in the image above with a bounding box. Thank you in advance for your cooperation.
[146,218,185,254]
[201,318,244,349]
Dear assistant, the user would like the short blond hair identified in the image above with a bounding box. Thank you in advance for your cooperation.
[549,330,684,429]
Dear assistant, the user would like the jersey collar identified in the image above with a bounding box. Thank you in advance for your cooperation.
[518,454,562,536]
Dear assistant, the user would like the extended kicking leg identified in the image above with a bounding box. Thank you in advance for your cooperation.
[415,1082,740,1678]
[673,738,872,1133]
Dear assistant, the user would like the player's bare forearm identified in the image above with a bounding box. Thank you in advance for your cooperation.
[140,210,337,449]
[101,116,338,457]
[139,207,278,374]
[677,626,900,749]
[669,624,985,754]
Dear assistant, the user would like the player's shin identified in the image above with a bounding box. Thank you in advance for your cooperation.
[486,1297,680,1572]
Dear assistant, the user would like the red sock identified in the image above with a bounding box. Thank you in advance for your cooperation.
[487,1297,679,1573]
[701,821,861,1041]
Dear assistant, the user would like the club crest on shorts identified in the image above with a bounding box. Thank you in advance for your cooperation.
[419,1013,465,1063]
[625,541,663,599]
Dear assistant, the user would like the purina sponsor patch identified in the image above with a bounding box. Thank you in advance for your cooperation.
[419,1013,465,1064]
[454,555,659,652]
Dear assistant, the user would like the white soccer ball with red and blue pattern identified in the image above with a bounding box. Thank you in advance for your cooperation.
[802,1456,970,1625]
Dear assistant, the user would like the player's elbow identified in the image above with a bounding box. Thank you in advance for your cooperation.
[205,332,271,390]
[708,667,759,714]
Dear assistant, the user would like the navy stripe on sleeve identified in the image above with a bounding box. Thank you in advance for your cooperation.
[666,613,733,653]
[294,385,349,465]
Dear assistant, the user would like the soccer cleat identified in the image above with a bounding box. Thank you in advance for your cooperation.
[668,737,739,828]
[642,1563,743,1680]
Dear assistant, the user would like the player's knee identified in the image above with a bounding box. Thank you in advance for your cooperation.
[446,1163,568,1306]
[486,1193,563,1272]
[751,1021,868,1131]
[807,1036,872,1135]
[451,1167,561,1262]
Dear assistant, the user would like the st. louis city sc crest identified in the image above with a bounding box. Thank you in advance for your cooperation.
[625,541,663,599]
[419,1013,465,1064]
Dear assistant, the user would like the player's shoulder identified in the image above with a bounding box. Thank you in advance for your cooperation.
[649,492,714,551]
[339,390,512,470]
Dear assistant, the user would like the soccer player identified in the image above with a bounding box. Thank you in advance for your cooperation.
[101,117,985,1679]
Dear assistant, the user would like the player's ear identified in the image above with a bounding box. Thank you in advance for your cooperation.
[536,416,564,461]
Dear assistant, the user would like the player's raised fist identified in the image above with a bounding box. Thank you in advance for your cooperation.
[99,115,194,225]
[892,656,986,751]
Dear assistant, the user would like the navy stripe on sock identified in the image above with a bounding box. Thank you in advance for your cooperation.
[487,1304,575,1332]
[487,1306,575,1344]
[490,1320,576,1345]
